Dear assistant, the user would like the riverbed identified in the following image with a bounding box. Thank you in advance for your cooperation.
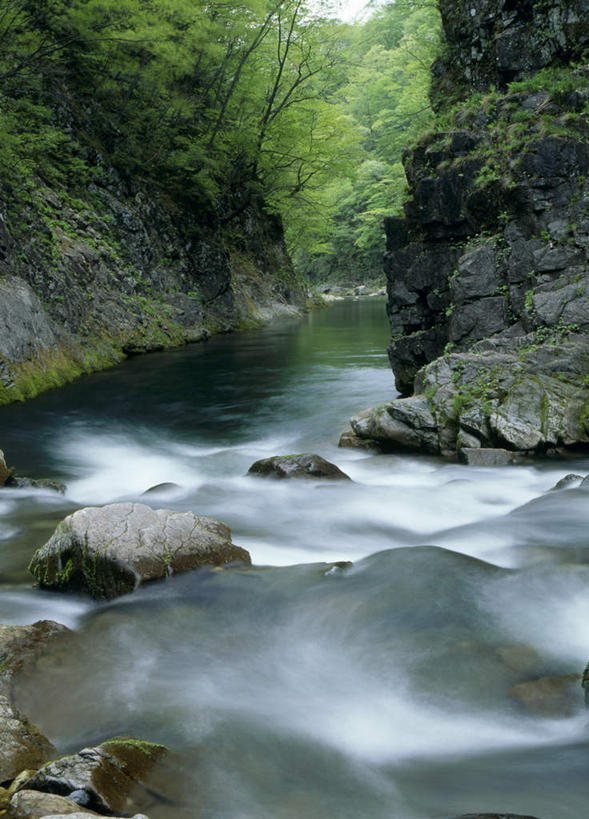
[1,297,589,818]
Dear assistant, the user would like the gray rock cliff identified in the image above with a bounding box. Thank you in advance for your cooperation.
[352,0,589,458]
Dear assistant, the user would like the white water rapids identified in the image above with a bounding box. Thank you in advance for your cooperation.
[1,298,589,818]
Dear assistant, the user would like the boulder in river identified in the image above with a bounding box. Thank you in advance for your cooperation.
[248,454,351,481]
[21,738,168,816]
[29,502,251,600]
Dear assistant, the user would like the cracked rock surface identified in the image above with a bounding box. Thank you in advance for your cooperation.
[29,502,251,600]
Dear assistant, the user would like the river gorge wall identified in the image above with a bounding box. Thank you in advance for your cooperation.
[0,141,304,407]
[352,0,589,459]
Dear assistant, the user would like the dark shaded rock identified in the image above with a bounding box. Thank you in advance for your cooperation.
[22,738,167,816]
[29,503,251,600]
[4,476,66,494]
[248,454,351,481]
[0,449,14,486]
[443,815,543,819]
[511,673,581,717]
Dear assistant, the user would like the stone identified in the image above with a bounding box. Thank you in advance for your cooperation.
[459,448,517,467]
[247,454,351,481]
[0,697,55,785]
[0,621,71,680]
[511,673,581,717]
[550,473,584,491]
[5,790,101,818]
[22,738,168,816]
[29,503,251,600]
[351,397,439,454]
[0,621,70,784]
[0,449,12,485]
[337,430,379,450]
[4,476,66,494]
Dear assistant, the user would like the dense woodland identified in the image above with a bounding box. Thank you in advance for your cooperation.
[0,0,440,286]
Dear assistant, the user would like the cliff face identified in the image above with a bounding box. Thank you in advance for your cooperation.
[351,0,589,458]
[0,172,303,405]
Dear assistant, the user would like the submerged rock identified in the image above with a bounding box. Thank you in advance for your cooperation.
[0,621,70,783]
[21,738,167,816]
[248,454,351,481]
[29,502,251,600]
[511,673,581,717]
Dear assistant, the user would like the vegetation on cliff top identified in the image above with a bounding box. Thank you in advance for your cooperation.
[0,0,440,287]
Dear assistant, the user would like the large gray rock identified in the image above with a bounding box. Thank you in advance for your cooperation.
[21,739,167,816]
[352,338,589,457]
[248,454,351,481]
[351,397,439,454]
[29,503,251,600]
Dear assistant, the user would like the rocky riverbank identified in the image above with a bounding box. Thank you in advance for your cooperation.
[350,0,589,459]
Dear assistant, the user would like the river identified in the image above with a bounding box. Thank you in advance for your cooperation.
[1,297,589,818]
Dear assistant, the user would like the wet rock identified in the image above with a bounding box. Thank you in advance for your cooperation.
[0,697,55,785]
[0,449,14,486]
[0,621,70,783]
[338,429,380,450]
[5,789,102,818]
[29,502,251,600]
[247,454,351,481]
[550,473,584,491]
[0,621,71,681]
[459,448,519,467]
[511,673,581,717]
[350,397,439,454]
[4,476,66,494]
[22,738,167,816]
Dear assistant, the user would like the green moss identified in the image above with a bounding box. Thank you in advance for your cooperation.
[101,737,167,758]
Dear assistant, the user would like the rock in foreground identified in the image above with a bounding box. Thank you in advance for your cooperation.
[0,621,70,784]
[22,738,168,816]
[248,454,351,480]
[29,503,251,600]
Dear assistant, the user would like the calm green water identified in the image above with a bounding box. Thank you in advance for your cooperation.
[2,297,589,819]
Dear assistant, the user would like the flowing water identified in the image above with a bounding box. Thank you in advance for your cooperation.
[2,297,589,819]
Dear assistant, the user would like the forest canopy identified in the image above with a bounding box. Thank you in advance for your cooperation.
[0,0,441,282]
